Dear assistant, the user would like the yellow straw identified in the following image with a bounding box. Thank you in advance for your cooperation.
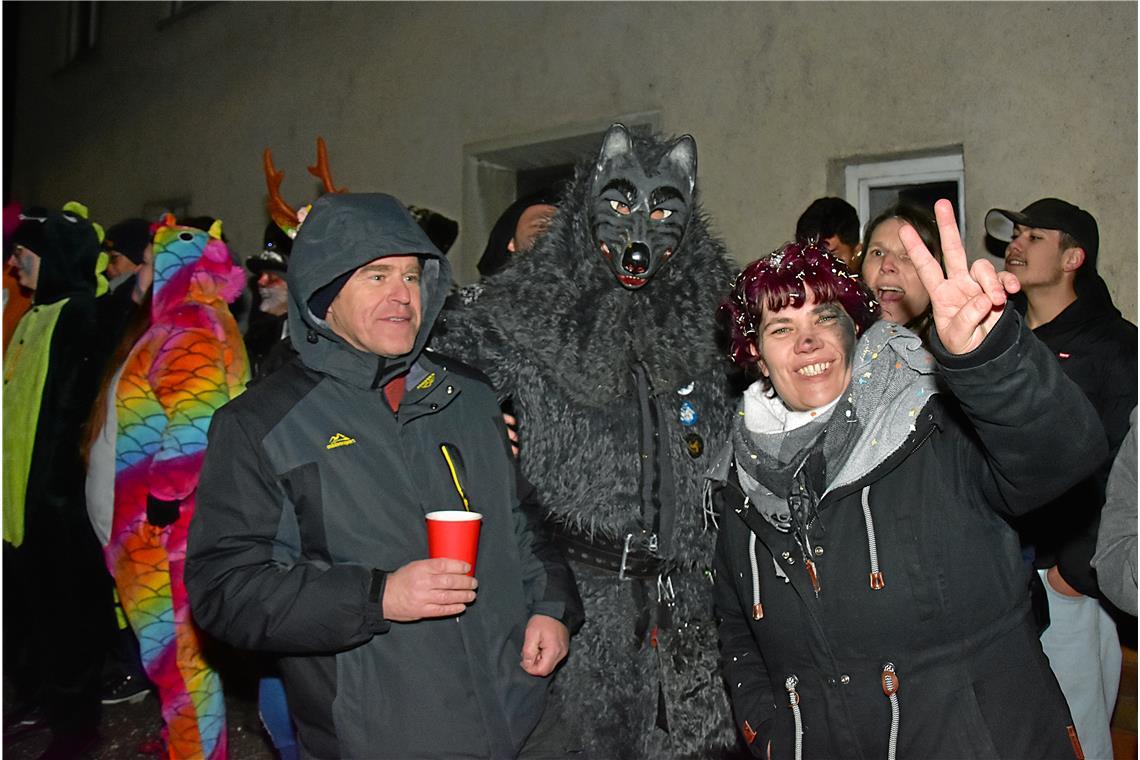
[440,444,471,511]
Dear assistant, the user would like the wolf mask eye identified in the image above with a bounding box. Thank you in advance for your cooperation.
[609,200,631,215]
[650,208,673,221]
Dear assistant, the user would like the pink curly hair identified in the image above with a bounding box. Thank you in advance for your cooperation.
[718,241,880,373]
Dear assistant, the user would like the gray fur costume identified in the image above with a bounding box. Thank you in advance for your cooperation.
[434,126,741,758]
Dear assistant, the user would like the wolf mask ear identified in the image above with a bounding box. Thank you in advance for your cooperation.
[593,124,634,186]
[661,135,697,198]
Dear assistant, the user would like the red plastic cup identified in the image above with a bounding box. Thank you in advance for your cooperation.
[425,511,483,576]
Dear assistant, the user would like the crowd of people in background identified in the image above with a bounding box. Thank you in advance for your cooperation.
[1,129,1136,760]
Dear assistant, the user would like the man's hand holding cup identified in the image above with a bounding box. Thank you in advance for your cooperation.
[382,558,478,622]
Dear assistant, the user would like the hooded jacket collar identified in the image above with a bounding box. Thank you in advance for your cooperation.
[287,193,450,390]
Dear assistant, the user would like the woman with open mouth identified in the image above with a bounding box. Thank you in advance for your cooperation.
[860,202,945,345]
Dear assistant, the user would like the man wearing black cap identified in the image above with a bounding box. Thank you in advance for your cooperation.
[243,221,294,380]
[986,197,1137,760]
[97,218,153,347]
[102,218,150,288]
[186,193,582,758]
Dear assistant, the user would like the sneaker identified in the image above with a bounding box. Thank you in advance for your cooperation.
[100,673,150,705]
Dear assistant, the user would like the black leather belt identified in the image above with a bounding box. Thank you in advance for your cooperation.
[550,523,670,580]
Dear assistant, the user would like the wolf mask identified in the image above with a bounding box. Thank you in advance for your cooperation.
[590,123,696,289]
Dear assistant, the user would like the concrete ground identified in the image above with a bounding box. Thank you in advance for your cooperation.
[3,665,277,760]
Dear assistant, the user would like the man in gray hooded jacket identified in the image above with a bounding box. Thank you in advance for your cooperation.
[186,193,583,759]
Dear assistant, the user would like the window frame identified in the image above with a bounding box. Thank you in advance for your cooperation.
[844,152,966,239]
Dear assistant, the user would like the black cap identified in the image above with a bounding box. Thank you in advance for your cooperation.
[985,198,1099,267]
[103,218,153,265]
[247,221,292,275]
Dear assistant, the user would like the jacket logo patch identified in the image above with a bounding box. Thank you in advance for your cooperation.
[416,372,436,390]
[326,433,357,450]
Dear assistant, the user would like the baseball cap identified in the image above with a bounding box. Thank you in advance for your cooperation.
[984,198,1099,266]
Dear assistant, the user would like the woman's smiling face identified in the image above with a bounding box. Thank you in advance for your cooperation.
[756,287,856,412]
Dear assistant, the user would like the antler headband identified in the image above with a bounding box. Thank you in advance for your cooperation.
[262,136,347,239]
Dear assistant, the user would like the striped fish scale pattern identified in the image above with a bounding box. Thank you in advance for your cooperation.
[105,219,248,760]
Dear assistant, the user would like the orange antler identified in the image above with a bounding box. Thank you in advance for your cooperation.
[263,148,299,233]
[307,137,347,195]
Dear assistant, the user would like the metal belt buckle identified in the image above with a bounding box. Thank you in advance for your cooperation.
[619,533,634,581]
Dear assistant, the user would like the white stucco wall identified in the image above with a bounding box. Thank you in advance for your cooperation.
[11,1,1137,317]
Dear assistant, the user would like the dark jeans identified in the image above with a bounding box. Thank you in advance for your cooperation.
[3,502,113,734]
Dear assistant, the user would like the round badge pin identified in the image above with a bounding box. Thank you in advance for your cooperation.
[679,400,698,426]
[685,432,704,458]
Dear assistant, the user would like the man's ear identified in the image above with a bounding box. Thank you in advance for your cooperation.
[507,237,518,254]
[1061,246,1086,273]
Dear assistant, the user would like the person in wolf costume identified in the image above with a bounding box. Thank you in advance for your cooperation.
[435,123,741,757]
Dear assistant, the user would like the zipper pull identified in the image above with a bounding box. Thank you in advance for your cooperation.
[804,558,821,596]
[881,662,899,697]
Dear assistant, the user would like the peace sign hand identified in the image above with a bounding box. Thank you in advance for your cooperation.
[899,199,1021,355]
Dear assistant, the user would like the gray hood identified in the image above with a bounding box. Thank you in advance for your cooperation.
[287,193,450,389]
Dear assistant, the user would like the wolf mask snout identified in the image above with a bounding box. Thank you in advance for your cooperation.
[590,123,697,290]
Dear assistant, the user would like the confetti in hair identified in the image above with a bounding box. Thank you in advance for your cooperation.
[717,241,880,371]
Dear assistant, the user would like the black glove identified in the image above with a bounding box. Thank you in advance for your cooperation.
[146,495,181,528]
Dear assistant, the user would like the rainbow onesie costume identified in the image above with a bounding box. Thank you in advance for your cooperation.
[106,217,248,759]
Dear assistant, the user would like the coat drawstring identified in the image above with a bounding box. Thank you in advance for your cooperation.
[882,662,900,760]
[785,674,803,760]
[861,486,886,590]
[702,479,719,531]
[748,532,763,620]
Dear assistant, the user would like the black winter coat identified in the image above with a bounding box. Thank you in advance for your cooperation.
[713,311,1105,759]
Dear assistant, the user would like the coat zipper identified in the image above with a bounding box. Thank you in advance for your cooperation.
[882,662,900,760]
[785,674,803,760]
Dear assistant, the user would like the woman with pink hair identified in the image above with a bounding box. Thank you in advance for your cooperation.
[708,202,1104,760]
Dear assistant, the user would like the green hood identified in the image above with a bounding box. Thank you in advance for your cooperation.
[287,193,450,389]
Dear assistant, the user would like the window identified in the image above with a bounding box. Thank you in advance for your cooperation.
[460,112,662,284]
[843,150,965,239]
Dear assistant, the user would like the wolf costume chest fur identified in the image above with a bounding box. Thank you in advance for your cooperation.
[435,125,741,757]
